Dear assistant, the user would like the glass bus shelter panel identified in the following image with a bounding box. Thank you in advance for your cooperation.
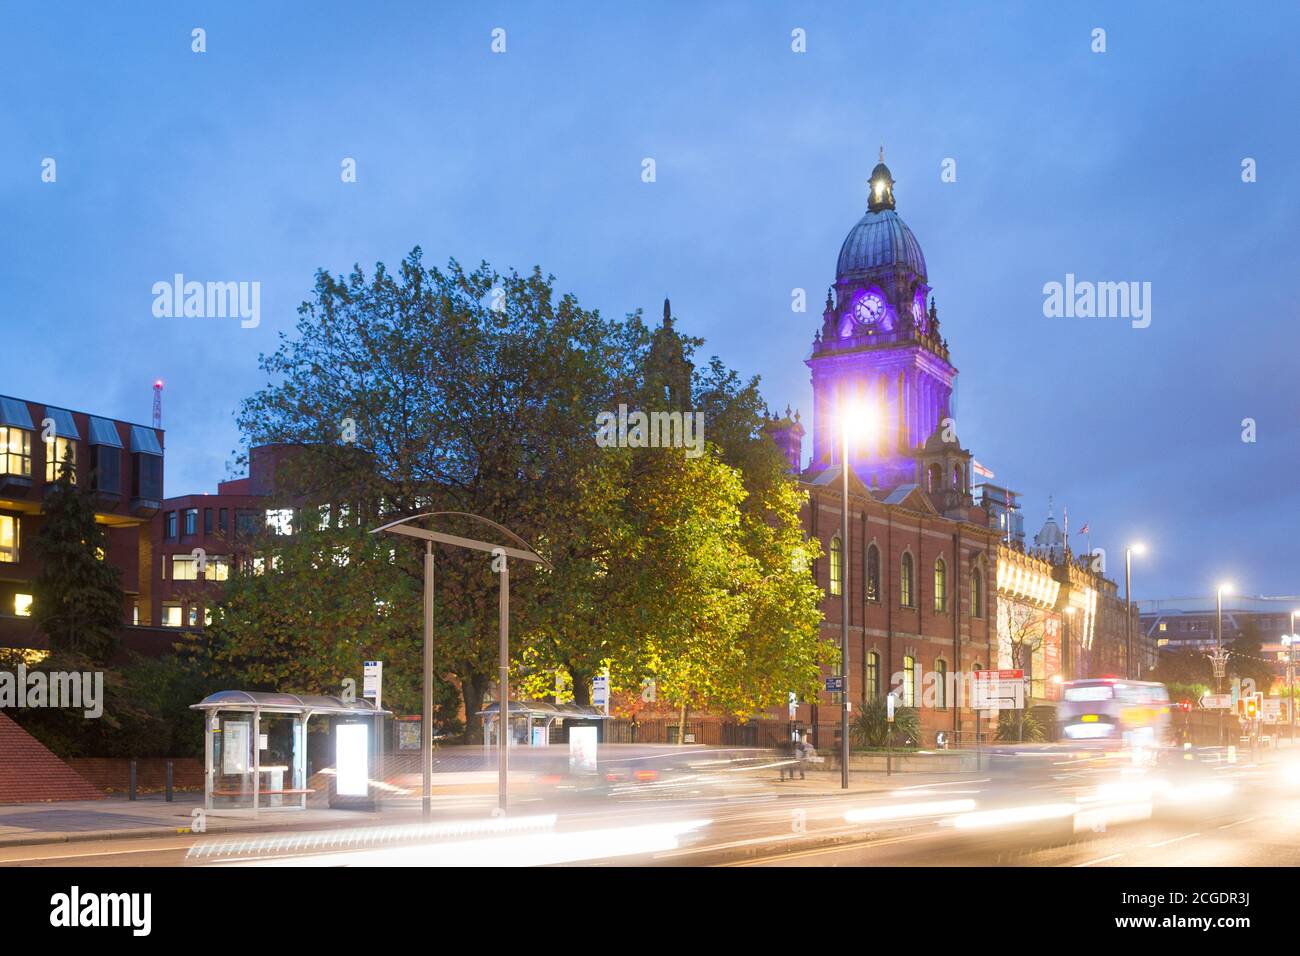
[212,714,256,809]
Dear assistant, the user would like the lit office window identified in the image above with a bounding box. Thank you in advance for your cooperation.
[187,606,198,626]
[205,556,229,581]
[266,509,293,535]
[1,427,32,477]
[172,556,199,581]
[14,593,33,617]
[162,604,182,627]
[132,603,139,625]
[903,655,916,706]
[44,436,77,483]
[0,515,18,562]
[970,568,983,618]
[900,553,914,607]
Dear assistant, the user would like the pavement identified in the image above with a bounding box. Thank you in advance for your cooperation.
[0,766,969,849]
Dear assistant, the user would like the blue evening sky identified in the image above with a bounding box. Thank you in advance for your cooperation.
[1,2,1297,601]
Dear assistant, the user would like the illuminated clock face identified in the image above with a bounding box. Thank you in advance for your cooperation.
[854,293,886,326]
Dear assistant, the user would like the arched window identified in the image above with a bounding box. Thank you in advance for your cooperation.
[829,534,843,597]
[935,659,948,708]
[934,557,947,613]
[866,544,880,603]
[927,463,941,493]
[902,655,916,707]
[866,651,880,700]
[970,565,983,618]
[900,552,914,607]
[952,464,962,490]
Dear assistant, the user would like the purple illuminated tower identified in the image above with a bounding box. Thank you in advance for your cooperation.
[803,154,974,511]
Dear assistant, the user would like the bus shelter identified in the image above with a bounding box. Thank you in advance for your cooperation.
[478,700,610,749]
[192,690,389,812]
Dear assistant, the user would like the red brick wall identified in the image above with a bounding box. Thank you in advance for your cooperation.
[0,712,102,803]
[66,757,203,792]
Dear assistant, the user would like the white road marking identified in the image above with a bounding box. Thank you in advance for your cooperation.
[1217,817,1255,830]
[1075,853,1124,867]
[1147,832,1199,848]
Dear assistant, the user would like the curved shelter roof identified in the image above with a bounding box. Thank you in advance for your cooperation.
[191,690,389,716]
[477,701,610,720]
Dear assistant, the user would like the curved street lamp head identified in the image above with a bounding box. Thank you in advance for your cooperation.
[1129,542,1146,556]
[1217,581,1233,597]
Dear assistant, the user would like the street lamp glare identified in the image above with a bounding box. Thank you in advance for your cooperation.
[842,401,878,441]
[1218,582,1233,596]
[1130,542,1146,556]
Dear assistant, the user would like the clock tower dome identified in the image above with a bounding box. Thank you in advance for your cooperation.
[807,154,972,505]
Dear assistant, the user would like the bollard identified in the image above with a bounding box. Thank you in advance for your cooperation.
[166,760,174,802]
[128,759,137,801]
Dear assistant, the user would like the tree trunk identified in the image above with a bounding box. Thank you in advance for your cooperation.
[677,700,688,746]
[461,672,489,744]
[570,668,591,706]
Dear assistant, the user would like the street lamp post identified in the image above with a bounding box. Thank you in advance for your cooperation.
[1124,544,1144,680]
[1284,626,1295,746]
[838,403,876,791]
[371,512,551,818]
[1213,582,1232,749]
[840,416,850,790]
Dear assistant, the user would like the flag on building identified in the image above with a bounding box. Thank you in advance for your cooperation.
[1079,522,1090,535]
[972,460,994,478]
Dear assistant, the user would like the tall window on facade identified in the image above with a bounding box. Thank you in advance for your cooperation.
[935,659,948,708]
[172,556,199,581]
[165,511,177,538]
[0,515,18,562]
[1,427,32,477]
[970,566,983,617]
[184,508,198,536]
[44,437,77,483]
[900,552,914,607]
[203,508,213,535]
[934,557,947,613]
[866,544,880,602]
[91,445,121,493]
[266,509,294,535]
[866,651,880,699]
[218,508,228,533]
[829,534,843,596]
[903,655,916,706]
[132,452,162,500]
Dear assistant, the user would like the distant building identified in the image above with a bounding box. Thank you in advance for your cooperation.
[150,443,298,628]
[0,394,164,652]
[1139,595,1300,663]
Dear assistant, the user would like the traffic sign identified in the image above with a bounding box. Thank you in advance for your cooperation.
[887,693,896,723]
[363,660,383,708]
[825,676,844,693]
[972,669,1024,710]
[1199,693,1230,710]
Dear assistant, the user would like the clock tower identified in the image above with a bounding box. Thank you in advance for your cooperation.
[807,154,973,505]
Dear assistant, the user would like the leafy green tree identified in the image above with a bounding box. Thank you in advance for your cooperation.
[1228,618,1277,695]
[30,470,124,663]
[227,252,828,739]
[206,519,463,730]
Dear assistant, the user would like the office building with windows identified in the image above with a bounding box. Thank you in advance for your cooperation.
[0,394,164,651]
